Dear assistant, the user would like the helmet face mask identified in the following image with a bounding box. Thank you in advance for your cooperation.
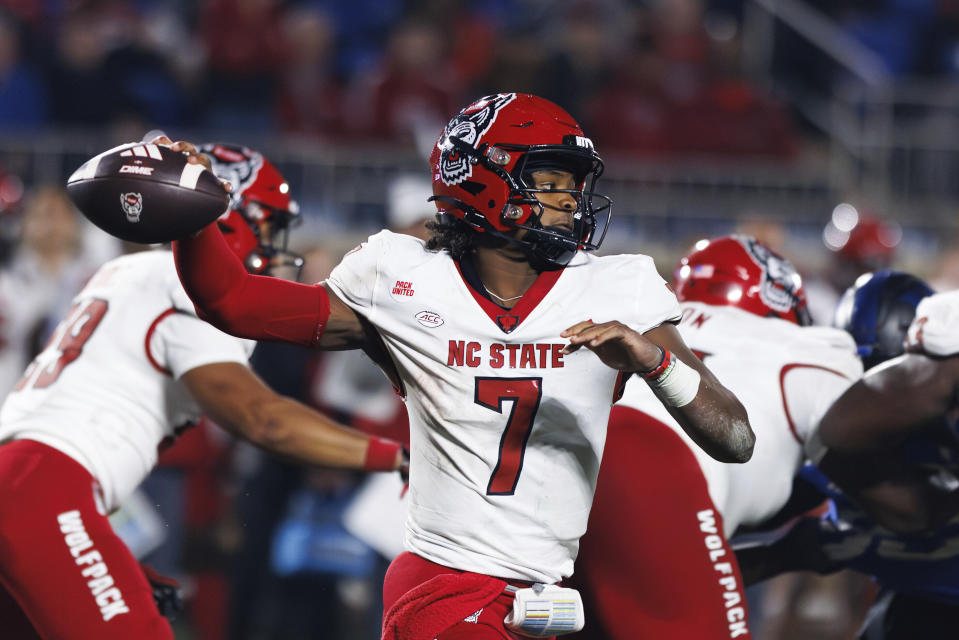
[201,143,304,279]
[429,93,612,270]
[673,234,812,326]
[833,270,934,369]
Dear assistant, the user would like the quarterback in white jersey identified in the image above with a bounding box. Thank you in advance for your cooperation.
[0,146,405,640]
[170,94,753,640]
[571,235,862,640]
[327,229,682,582]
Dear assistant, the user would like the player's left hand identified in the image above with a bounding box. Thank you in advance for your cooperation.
[561,320,663,372]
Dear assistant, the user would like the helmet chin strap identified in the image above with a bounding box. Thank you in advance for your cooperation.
[520,225,579,271]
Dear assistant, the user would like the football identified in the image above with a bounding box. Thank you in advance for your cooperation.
[66,142,229,244]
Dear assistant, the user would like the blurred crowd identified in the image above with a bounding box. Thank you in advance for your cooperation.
[0,0,805,159]
[4,0,959,156]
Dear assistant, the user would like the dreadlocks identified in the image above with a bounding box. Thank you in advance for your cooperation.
[425,215,477,262]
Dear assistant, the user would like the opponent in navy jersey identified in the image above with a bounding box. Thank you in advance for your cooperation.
[169,94,753,639]
[738,271,959,639]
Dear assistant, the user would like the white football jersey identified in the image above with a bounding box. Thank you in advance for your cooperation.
[906,289,959,357]
[0,250,253,512]
[618,302,863,536]
[326,230,680,583]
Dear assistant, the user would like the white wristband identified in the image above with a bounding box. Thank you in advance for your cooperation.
[647,354,701,407]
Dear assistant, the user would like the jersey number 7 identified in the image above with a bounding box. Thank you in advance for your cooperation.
[474,377,543,496]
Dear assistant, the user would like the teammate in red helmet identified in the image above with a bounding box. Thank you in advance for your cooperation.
[806,207,901,324]
[673,234,813,325]
[0,144,405,640]
[167,93,753,639]
[571,234,862,639]
[201,143,304,278]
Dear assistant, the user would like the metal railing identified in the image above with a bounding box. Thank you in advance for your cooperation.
[0,131,836,233]
[745,0,959,228]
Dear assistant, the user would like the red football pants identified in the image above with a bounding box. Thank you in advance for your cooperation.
[384,552,551,640]
[569,407,753,640]
[0,439,173,639]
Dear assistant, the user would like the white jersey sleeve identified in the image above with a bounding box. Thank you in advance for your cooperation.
[326,232,389,317]
[150,311,253,380]
[779,327,862,447]
[616,254,682,333]
[634,256,682,333]
[906,290,959,357]
[617,304,862,536]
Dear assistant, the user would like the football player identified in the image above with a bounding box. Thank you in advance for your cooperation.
[0,144,406,640]
[568,235,864,640]
[166,93,754,639]
[730,270,959,639]
[785,271,959,639]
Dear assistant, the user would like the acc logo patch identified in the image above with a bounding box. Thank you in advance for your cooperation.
[120,192,143,223]
[415,310,444,328]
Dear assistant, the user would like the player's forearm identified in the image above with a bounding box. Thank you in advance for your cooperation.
[173,224,329,347]
[173,224,248,315]
[635,324,754,462]
[239,395,403,471]
[668,381,754,463]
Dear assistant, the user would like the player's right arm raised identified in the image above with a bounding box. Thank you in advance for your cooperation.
[153,137,363,350]
[172,221,364,349]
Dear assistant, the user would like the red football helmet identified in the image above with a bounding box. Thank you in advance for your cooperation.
[830,215,899,270]
[428,93,612,270]
[673,235,812,325]
[201,143,303,277]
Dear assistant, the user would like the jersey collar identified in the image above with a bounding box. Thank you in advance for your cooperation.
[454,257,564,334]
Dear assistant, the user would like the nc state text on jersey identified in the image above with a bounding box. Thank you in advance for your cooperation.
[448,340,566,368]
